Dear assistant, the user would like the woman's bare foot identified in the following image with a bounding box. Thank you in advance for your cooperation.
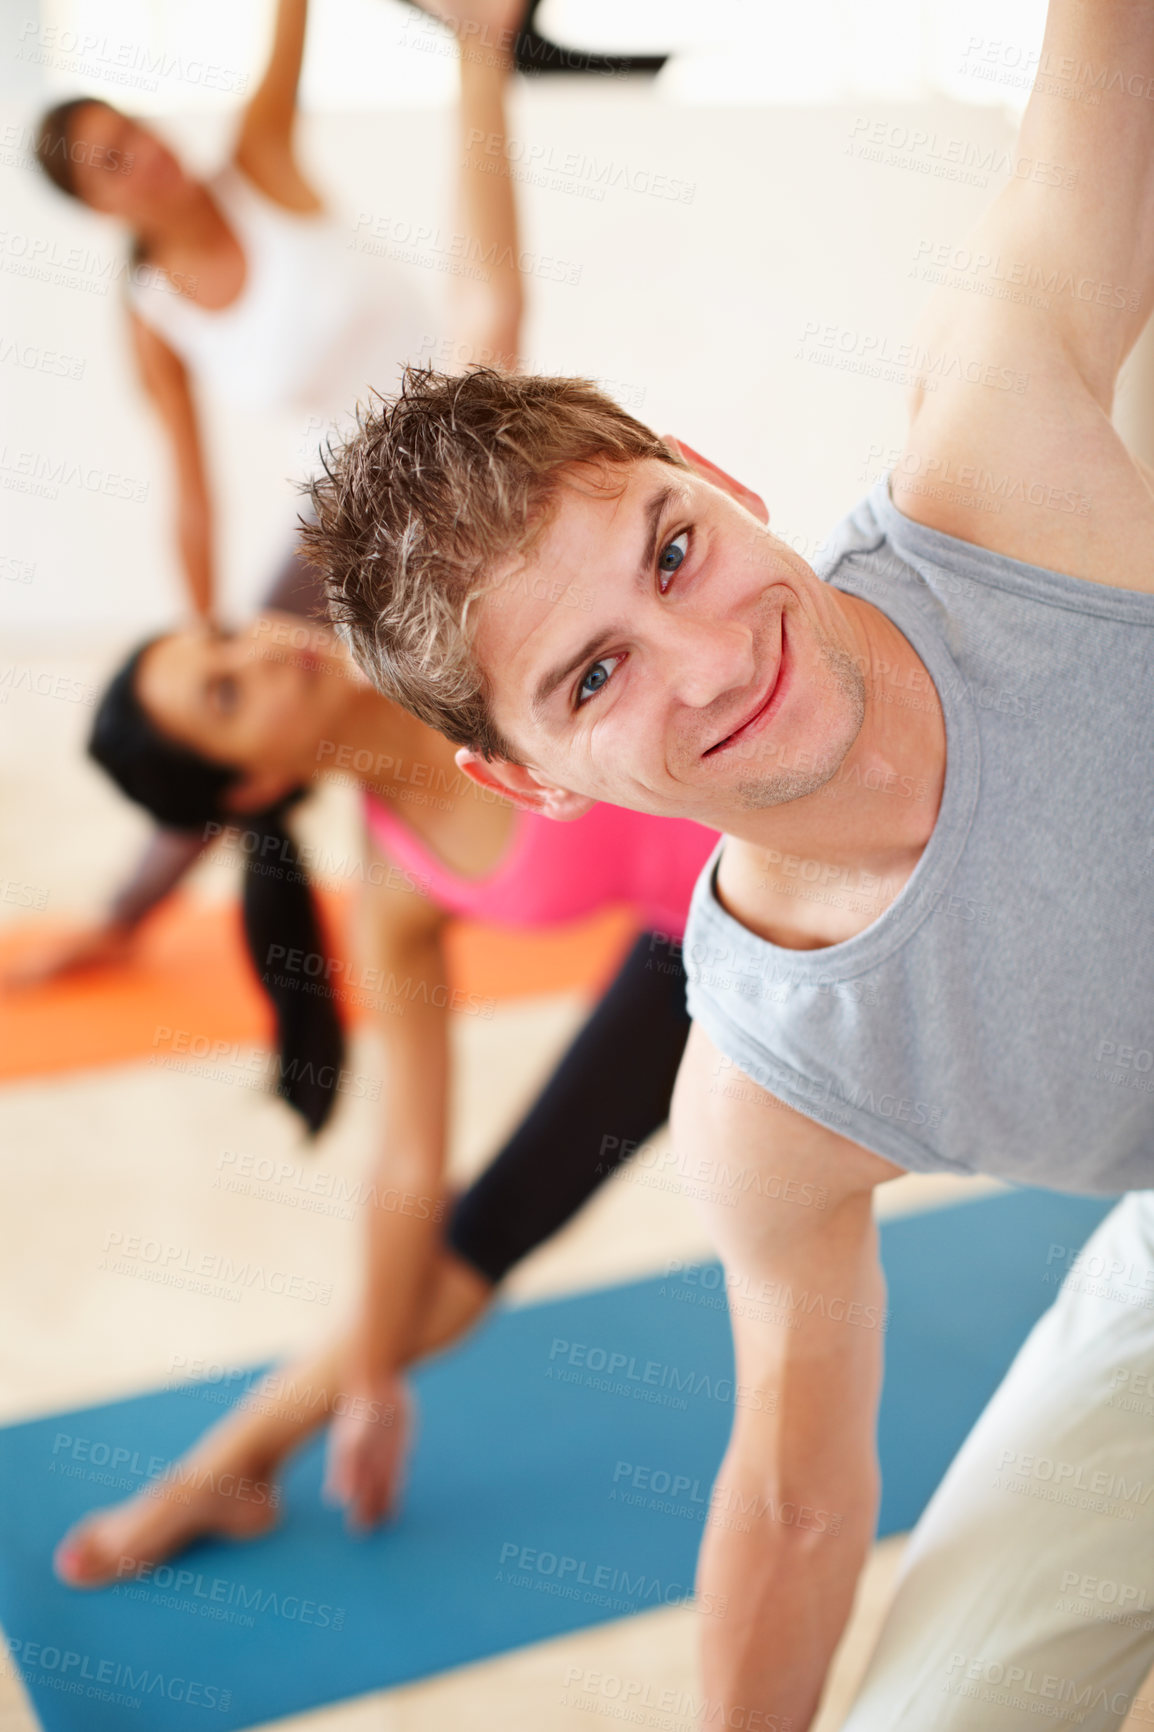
[53,1247,492,1588]
[54,1443,281,1589]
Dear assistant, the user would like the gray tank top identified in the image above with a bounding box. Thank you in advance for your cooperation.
[683,476,1154,1195]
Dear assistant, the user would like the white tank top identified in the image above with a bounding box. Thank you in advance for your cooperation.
[127,166,429,423]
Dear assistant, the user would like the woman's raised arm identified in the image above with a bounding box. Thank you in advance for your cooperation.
[232,0,322,212]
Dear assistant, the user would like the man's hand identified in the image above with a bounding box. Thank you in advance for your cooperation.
[322,1371,414,1531]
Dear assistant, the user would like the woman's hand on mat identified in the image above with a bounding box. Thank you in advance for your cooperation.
[2,921,135,989]
[322,1372,414,1530]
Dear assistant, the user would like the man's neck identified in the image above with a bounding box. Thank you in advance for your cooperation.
[718,593,947,950]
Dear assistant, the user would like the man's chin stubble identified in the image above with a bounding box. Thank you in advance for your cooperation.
[731,640,866,812]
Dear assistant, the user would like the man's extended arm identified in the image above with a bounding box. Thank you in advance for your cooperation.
[896,0,1154,589]
[671,1025,902,1730]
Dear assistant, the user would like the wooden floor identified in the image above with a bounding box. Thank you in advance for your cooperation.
[0,649,994,1731]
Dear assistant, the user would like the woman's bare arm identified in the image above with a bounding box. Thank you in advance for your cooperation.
[450,0,526,369]
[232,0,321,212]
[129,312,215,621]
[324,847,456,1526]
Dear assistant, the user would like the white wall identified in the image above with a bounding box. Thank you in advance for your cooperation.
[1,87,1041,637]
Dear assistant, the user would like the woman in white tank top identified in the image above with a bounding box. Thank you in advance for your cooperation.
[34,0,526,622]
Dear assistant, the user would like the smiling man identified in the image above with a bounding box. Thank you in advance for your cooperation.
[306,3,1154,1726]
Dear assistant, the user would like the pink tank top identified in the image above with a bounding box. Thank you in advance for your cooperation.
[364,795,716,941]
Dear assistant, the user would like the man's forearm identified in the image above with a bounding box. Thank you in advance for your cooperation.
[1006,0,1154,386]
[696,1450,879,1732]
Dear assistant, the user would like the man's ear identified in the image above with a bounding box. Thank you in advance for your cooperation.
[221,769,298,814]
[663,436,769,524]
[455,748,594,823]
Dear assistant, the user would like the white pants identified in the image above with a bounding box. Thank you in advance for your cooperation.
[841,1193,1154,1731]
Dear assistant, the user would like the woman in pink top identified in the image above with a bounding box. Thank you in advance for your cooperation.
[53,592,715,1586]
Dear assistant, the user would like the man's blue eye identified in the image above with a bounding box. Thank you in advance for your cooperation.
[658,532,688,580]
[579,660,612,702]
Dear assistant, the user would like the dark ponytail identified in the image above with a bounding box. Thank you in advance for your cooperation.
[88,642,346,1135]
[35,98,112,200]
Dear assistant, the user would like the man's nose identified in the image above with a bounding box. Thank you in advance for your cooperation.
[657,609,756,709]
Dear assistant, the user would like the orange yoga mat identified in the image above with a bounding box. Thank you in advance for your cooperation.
[0,891,640,1085]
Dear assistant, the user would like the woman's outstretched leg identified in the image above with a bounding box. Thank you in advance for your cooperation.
[56,933,689,1585]
[54,1246,493,1586]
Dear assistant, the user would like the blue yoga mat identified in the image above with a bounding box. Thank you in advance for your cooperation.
[0,1188,1113,1731]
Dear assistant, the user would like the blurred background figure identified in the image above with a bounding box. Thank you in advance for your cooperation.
[32,0,524,628]
[14,0,527,986]
[52,592,713,1579]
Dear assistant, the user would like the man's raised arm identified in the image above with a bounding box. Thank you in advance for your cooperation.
[670,1025,902,1731]
[894,1,1154,582]
[1006,0,1154,399]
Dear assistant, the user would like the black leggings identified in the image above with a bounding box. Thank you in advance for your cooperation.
[446,933,690,1285]
[109,533,693,1284]
[396,0,668,78]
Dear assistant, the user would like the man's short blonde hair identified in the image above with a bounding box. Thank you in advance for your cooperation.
[302,367,685,762]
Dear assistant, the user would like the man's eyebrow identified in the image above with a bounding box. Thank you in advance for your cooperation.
[529,483,678,720]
